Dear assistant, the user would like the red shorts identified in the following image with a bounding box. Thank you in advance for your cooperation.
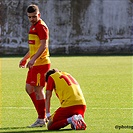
[51,105,86,122]
[26,64,50,87]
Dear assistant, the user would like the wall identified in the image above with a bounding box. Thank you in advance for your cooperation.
[0,0,132,55]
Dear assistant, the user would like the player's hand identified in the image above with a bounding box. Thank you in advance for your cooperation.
[19,59,27,68]
[26,59,35,68]
[46,113,51,120]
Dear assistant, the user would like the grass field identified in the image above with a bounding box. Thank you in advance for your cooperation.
[0,56,132,133]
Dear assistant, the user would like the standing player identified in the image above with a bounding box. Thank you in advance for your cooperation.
[45,69,87,130]
[19,4,51,127]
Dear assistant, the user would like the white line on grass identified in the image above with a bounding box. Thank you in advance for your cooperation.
[92,108,132,110]
[0,107,132,110]
[1,107,34,109]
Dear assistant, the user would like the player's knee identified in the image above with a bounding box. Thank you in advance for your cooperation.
[25,84,34,94]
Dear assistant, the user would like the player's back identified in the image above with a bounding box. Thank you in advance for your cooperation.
[51,72,86,107]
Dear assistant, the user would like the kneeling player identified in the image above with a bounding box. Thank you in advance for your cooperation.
[45,69,87,130]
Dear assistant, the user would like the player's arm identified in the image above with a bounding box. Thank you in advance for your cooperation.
[19,51,30,68]
[45,76,55,119]
[45,90,52,119]
[26,39,47,68]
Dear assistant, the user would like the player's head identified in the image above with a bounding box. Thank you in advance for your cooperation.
[45,69,59,82]
[26,4,40,25]
[27,4,40,13]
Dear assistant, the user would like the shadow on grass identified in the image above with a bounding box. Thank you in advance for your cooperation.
[0,126,72,133]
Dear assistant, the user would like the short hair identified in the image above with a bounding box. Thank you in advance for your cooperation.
[45,69,59,82]
[27,4,39,13]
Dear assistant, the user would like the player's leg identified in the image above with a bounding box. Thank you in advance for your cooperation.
[34,86,46,119]
[26,64,50,127]
[34,64,50,120]
[47,114,86,130]
[47,109,69,130]
[25,69,43,127]
[28,86,46,127]
[71,114,87,130]
[26,69,39,118]
[47,107,72,130]
[47,105,86,130]
[26,83,38,111]
[25,84,45,127]
[70,105,87,130]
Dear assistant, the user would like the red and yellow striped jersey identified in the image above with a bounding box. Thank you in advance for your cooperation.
[28,19,50,66]
[46,72,86,107]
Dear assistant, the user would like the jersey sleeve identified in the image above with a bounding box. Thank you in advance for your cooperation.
[36,24,48,40]
[46,76,55,91]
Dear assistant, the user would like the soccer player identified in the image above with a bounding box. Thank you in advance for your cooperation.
[19,4,51,127]
[45,69,87,130]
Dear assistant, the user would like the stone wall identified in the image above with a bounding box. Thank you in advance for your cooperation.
[0,0,132,55]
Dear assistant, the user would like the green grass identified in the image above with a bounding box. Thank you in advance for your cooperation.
[0,56,132,133]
